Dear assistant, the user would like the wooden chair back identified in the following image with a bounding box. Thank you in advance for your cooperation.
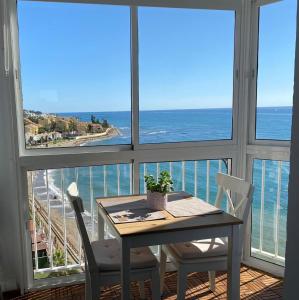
[67,182,97,273]
[215,173,254,249]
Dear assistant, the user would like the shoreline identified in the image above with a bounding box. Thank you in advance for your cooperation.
[28,127,120,149]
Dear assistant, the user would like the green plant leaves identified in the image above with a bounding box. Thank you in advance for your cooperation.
[144,170,173,194]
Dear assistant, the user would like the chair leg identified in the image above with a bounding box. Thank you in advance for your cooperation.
[177,268,188,300]
[160,246,167,295]
[85,272,100,300]
[208,271,216,292]
[151,268,161,300]
[138,280,145,299]
[85,271,91,300]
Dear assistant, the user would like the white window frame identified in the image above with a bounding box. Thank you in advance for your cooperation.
[241,0,290,277]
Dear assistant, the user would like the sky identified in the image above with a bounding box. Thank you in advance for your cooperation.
[18,0,296,113]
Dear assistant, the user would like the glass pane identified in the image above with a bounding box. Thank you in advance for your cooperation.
[251,159,289,266]
[28,164,132,279]
[256,0,296,140]
[139,8,235,144]
[18,1,131,149]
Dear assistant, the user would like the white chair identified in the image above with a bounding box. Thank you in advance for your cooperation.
[67,182,161,300]
[160,173,253,299]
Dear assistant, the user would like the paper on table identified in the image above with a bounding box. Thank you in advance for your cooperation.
[100,197,166,224]
[166,196,222,217]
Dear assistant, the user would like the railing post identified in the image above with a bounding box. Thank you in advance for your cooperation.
[194,161,198,197]
[274,161,282,258]
[259,160,266,252]
[61,169,67,267]
[31,172,39,272]
[206,160,210,202]
[89,166,95,241]
[182,161,185,191]
[46,170,53,269]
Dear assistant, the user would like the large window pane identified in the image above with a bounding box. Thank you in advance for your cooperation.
[18,1,131,149]
[138,8,235,144]
[251,159,289,266]
[256,0,296,140]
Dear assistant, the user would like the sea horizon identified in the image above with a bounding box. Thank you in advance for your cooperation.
[24,105,293,115]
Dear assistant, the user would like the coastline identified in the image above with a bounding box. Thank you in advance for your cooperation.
[28,127,120,149]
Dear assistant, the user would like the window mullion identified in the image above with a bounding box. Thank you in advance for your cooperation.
[131,6,140,193]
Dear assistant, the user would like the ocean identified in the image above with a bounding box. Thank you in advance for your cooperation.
[45,107,291,264]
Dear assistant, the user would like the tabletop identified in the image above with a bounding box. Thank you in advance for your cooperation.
[96,192,242,237]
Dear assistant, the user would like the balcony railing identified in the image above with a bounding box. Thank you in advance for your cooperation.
[27,158,287,278]
[251,159,289,266]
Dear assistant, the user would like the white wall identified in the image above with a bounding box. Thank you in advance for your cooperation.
[0,0,24,292]
[283,1,299,299]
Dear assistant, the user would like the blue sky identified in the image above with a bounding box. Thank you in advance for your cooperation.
[18,0,296,113]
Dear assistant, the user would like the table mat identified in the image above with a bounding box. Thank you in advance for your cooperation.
[99,198,166,224]
[166,195,222,217]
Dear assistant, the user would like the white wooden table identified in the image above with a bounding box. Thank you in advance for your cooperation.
[97,192,242,300]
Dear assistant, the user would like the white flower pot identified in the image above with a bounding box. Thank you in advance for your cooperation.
[147,191,167,210]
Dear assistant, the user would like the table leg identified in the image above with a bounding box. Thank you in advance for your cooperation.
[98,208,105,240]
[227,225,240,300]
[121,238,131,300]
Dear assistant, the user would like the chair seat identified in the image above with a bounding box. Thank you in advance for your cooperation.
[91,239,158,271]
[168,237,228,260]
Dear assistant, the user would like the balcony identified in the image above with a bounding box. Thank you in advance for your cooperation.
[0,0,298,299]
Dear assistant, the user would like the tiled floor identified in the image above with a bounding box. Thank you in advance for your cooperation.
[8,266,283,299]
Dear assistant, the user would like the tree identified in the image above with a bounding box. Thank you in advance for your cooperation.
[50,120,56,132]
[69,119,77,132]
[102,119,109,128]
[87,124,92,133]
[55,122,67,133]
[38,127,46,134]
[91,114,100,124]
[28,116,39,124]
[53,248,65,267]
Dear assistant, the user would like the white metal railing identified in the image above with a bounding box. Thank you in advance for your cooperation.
[29,159,230,277]
[251,159,288,266]
[30,164,132,276]
[29,158,288,275]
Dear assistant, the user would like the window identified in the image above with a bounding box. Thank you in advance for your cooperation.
[255,0,296,140]
[18,1,131,148]
[8,0,291,287]
[138,8,235,144]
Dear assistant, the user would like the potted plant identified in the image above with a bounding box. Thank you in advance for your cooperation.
[144,170,173,210]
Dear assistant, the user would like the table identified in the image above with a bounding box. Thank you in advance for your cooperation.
[97,193,242,300]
